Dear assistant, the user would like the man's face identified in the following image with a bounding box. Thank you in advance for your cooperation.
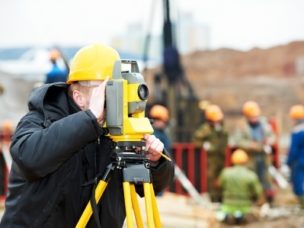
[153,119,167,129]
[71,80,104,110]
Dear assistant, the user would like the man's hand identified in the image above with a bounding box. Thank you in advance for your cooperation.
[144,134,164,162]
[89,77,109,125]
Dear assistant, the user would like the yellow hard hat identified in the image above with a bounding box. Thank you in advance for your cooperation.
[231,149,248,165]
[205,105,223,122]
[150,105,169,122]
[289,105,304,120]
[49,49,61,60]
[67,43,120,84]
[242,101,261,118]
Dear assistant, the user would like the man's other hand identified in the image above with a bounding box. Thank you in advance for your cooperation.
[144,134,164,162]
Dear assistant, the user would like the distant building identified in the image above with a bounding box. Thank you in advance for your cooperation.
[111,15,211,59]
[111,23,145,57]
[111,22,162,66]
[177,13,210,54]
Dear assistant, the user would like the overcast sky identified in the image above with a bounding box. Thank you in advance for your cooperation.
[0,0,304,50]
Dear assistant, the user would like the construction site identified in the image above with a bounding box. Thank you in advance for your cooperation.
[0,0,304,227]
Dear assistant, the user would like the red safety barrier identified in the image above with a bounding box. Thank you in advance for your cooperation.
[171,141,280,196]
[171,143,208,194]
[225,146,233,167]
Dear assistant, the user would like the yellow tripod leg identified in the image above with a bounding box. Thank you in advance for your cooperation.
[130,184,144,228]
[150,184,162,228]
[143,183,155,228]
[76,180,108,228]
[123,182,134,228]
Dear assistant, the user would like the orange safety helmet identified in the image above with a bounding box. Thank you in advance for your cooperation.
[242,101,261,118]
[231,149,249,165]
[2,120,13,132]
[205,105,224,122]
[149,105,169,122]
[49,49,61,60]
[289,105,304,120]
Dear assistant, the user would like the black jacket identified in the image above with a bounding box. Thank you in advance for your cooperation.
[1,83,174,228]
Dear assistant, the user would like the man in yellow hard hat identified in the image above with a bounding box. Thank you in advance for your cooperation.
[193,104,228,202]
[287,105,304,209]
[233,101,275,204]
[1,44,174,227]
[218,149,262,225]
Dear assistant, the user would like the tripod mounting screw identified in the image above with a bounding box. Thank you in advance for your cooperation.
[144,162,151,169]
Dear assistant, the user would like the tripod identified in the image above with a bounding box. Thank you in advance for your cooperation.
[76,143,162,228]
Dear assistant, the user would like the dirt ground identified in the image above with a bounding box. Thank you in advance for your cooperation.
[0,188,303,227]
[155,186,304,228]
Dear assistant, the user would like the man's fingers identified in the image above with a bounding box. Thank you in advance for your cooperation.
[145,135,156,150]
[89,77,110,122]
[150,139,160,151]
[155,143,164,153]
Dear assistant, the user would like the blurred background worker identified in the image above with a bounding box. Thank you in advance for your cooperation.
[287,105,304,209]
[219,149,262,225]
[234,101,275,204]
[193,104,228,202]
[45,48,69,84]
[149,104,171,155]
[0,120,13,204]
[149,104,172,197]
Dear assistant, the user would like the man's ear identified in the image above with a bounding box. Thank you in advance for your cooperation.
[72,90,85,109]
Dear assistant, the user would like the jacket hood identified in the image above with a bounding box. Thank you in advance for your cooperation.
[28,82,77,123]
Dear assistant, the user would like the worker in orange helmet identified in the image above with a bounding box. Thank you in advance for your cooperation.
[287,105,304,209]
[45,48,69,84]
[193,104,228,202]
[218,149,262,225]
[149,104,173,197]
[233,101,275,205]
[1,120,13,145]
[149,104,171,155]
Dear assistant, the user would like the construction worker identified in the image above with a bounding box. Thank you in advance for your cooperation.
[233,101,275,204]
[149,104,171,153]
[149,104,172,197]
[45,49,68,83]
[0,120,13,200]
[219,149,262,224]
[193,104,228,202]
[0,44,174,227]
[287,105,304,209]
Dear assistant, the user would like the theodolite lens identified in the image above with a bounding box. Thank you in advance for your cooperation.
[138,84,149,100]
